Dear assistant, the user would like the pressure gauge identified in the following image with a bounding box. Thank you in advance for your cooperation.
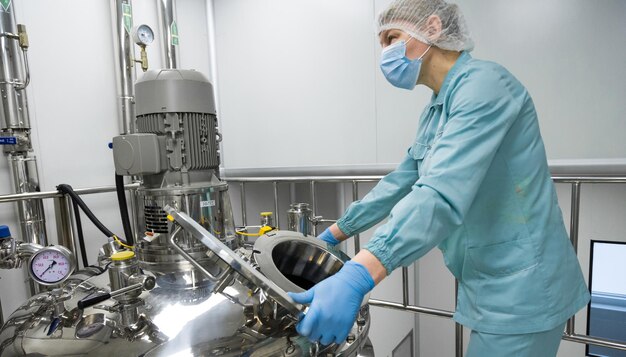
[75,314,109,339]
[28,246,76,286]
[132,24,154,46]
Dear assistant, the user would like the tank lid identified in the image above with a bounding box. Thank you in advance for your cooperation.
[0,225,11,239]
[111,251,135,261]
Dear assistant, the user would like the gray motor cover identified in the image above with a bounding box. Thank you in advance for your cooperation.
[112,133,166,175]
[135,69,216,115]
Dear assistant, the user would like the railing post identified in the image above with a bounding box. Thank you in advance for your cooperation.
[402,267,409,307]
[240,182,247,226]
[455,280,463,357]
[352,180,360,254]
[566,181,582,335]
[273,181,279,229]
[310,181,317,236]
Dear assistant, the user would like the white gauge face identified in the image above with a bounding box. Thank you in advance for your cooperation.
[132,24,154,46]
[29,247,75,285]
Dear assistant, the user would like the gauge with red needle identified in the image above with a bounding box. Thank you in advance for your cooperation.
[28,246,76,286]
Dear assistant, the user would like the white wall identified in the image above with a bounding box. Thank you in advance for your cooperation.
[0,0,210,320]
[213,0,626,170]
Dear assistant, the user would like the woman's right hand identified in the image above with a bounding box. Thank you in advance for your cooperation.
[317,228,340,246]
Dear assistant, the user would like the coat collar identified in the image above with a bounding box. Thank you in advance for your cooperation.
[430,51,471,107]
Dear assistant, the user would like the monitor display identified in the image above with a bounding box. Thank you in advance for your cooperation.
[587,240,626,357]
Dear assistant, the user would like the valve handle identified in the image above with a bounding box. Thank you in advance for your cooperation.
[77,293,111,310]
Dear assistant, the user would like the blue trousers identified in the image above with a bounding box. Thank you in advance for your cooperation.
[466,323,566,357]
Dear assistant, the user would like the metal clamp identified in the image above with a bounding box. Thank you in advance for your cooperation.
[164,205,306,318]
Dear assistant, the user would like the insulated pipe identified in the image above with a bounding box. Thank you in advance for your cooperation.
[110,0,137,135]
[157,0,180,69]
[0,0,48,296]
[0,5,29,130]
[110,0,141,246]
[8,155,46,248]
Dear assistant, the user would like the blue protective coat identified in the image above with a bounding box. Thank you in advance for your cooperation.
[336,52,589,334]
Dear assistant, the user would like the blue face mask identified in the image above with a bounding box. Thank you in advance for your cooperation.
[380,38,431,90]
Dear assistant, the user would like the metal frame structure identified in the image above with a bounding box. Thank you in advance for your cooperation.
[225,175,626,357]
[0,177,625,356]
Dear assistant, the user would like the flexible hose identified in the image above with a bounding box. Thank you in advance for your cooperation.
[56,184,127,244]
[71,199,89,267]
[115,174,134,246]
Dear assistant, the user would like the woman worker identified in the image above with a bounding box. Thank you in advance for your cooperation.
[288,0,590,355]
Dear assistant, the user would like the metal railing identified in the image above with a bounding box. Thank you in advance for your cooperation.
[0,183,141,326]
[225,174,626,357]
[0,176,625,355]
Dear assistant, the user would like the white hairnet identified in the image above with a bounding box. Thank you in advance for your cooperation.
[377,0,474,52]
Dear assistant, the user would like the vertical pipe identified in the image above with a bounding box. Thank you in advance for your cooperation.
[568,182,581,253]
[110,0,137,135]
[273,181,279,228]
[310,181,316,236]
[0,0,48,296]
[0,1,28,130]
[7,156,46,296]
[53,195,78,267]
[0,297,3,326]
[566,181,582,335]
[352,181,360,254]
[402,266,409,307]
[8,155,46,247]
[455,280,464,357]
[240,182,247,226]
[128,186,139,244]
[157,0,180,69]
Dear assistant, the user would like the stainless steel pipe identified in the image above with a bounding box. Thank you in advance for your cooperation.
[157,0,180,69]
[8,154,46,248]
[110,0,137,135]
[0,1,48,296]
[53,195,78,267]
[0,183,140,203]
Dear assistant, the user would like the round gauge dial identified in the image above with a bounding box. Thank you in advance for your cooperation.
[76,314,108,339]
[132,24,154,46]
[29,246,75,286]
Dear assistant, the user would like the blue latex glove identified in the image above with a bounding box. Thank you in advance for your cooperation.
[318,228,340,246]
[288,260,375,345]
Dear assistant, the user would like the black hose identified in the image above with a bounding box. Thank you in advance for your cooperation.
[71,198,89,268]
[56,184,127,243]
[115,174,134,246]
